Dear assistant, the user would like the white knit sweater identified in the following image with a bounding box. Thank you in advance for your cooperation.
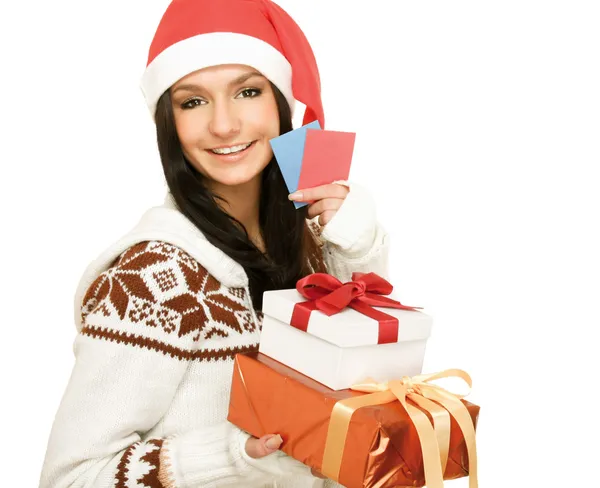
[39,183,389,488]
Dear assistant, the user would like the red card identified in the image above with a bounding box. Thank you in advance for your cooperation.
[297,129,355,190]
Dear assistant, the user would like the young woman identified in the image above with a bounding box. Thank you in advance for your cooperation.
[40,0,389,486]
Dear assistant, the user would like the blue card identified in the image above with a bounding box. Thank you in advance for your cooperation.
[270,121,322,209]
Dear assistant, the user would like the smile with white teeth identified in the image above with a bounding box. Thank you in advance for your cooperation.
[209,142,252,155]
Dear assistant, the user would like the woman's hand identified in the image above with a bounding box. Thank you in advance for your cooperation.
[289,183,350,226]
[246,434,326,479]
[245,433,284,458]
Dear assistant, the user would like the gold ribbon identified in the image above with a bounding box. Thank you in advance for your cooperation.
[320,369,478,488]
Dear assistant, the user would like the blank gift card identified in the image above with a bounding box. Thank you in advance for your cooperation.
[270,121,322,209]
[297,129,356,192]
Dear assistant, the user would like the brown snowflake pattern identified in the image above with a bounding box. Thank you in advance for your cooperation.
[81,241,257,344]
[115,438,165,488]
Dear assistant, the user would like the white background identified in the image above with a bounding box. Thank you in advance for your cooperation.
[1,1,599,486]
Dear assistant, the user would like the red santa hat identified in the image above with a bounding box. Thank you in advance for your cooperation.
[140,0,324,128]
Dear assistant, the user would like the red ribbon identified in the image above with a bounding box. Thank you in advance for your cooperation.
[290,272,420,344]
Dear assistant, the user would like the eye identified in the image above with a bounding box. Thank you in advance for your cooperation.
[236,88,262,99]
[181,97,206,109]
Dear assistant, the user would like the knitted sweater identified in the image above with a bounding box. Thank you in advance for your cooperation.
[39,184,389,488]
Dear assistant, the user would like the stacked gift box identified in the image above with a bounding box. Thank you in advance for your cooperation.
[228,272,479,488]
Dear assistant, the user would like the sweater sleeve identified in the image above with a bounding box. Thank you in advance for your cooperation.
[318,181,390,282]
[39,241,314,488]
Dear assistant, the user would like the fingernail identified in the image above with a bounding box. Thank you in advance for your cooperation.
[265,434,283,450]
[288,191,303,201]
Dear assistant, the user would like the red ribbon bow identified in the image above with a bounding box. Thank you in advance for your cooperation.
[290,272,420,344]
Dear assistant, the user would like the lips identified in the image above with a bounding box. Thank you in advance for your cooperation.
[206,141,257,162]
[208,142,253,155]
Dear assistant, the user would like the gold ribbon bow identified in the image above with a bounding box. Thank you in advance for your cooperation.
[321,369,478,488]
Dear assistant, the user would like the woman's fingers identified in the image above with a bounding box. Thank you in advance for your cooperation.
[246,434,326,479]
[245,433,283,458]
[289,183,349,226]
[289,183,349,203]
[318,210,337,226]
[307,198,343,219]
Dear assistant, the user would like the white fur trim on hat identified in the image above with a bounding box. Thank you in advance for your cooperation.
[140,32,295,118]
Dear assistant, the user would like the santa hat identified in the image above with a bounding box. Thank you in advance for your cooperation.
[140,0,324,128]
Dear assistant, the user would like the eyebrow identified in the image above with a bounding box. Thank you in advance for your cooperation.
[172,72,264,95]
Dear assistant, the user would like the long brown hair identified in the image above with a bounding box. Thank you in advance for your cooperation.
[154,82,325,310]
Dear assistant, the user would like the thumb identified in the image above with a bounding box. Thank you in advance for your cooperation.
[245,434,283,459]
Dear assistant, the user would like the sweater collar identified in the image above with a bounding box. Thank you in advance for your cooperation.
[158,192,248,286]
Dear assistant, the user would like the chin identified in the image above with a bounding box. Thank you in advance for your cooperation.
[207,167,264,188]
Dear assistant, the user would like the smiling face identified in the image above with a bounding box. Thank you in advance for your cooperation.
[169,64,280,192]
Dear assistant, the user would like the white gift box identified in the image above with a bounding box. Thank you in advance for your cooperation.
[258,288,433,390]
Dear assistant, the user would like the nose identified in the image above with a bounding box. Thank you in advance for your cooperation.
[208,99,241,139]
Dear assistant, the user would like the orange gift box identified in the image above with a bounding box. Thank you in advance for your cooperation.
[228,352,479,488]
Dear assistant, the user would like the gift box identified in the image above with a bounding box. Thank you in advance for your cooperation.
[228,352,479,488]
[259,272,433,390]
